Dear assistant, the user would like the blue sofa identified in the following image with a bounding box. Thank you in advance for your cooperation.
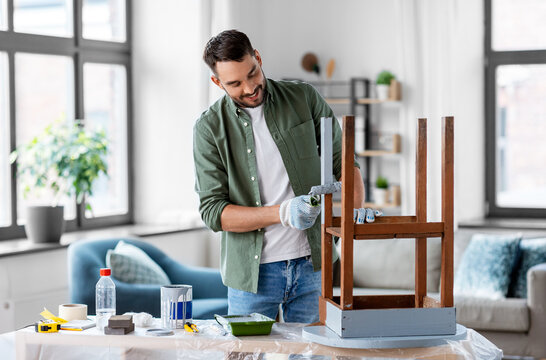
[67,238,228,318]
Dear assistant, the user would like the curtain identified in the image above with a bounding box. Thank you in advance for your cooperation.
[396,0,472,222]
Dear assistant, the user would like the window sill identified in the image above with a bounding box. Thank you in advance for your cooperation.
[0,223,206,258]
[459,217,546,231]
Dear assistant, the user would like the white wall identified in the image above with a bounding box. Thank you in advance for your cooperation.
[132,0,486,226]
[132,0,209,225]
[225,0,401,83]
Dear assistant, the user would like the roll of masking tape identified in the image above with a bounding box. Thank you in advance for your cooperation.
[59,304,88,321]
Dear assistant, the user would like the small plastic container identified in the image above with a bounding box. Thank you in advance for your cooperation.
[214,313,275,336]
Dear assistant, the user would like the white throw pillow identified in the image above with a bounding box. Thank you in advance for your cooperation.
[106,241,171,285]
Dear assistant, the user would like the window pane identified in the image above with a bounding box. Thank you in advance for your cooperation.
[496,64,546,208]
[0,0,7,31]
[14,0,73,37]
[83,63,128,217]
[15,53,75,222]
[0,53,10,226]
[83,0,126,42]
[492,0,546,51]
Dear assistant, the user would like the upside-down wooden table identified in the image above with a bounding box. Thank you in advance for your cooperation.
[311,116,457,338]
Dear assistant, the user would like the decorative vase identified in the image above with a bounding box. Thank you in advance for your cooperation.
[373,188,389,206]
[391,185,401,206]
[25,206,65,243]
[389,79,402,100]
[376,84,389,100]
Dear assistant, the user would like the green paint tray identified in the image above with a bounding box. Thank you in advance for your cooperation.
[214,313,275,336]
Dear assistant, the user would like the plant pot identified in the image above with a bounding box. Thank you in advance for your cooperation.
[376,84,389,100]
[25,206,65,243]
[373,188,389,206]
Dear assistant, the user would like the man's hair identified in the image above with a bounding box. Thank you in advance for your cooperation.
[203,29,255,74]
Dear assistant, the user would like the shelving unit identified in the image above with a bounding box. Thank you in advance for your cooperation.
[323,98,399,105]
[310,78,403,210]
[357,133,401,157]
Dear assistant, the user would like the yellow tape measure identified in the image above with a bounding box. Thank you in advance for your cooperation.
[35,320,61,333]
[35,308,66,333]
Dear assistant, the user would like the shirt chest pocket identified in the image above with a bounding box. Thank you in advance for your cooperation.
[289,119,319,160]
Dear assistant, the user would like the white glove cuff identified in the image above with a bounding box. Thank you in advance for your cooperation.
[279,199,291,228]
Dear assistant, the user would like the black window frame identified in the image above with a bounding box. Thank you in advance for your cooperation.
[484,0,546,218]
[0,0,133,241]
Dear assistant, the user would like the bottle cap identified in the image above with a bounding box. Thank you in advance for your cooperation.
[100,268,111,276]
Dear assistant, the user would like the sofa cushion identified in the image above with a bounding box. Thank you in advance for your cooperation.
[106,241,171,285]
[454,234,521,299]
[453,295,529,332]
[511,238,546,298]
[349,238,441,292]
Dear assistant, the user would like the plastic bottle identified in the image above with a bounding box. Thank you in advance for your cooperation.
[95,268,116,331]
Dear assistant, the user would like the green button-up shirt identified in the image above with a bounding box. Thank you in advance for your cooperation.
[193,78,349,293]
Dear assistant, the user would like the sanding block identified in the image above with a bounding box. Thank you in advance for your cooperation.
[104,322,134,335]
[108,315,133,328]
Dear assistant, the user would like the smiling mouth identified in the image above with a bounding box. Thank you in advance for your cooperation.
[245,87,261,100]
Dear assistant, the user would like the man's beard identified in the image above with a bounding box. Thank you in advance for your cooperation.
[229,71,267,108]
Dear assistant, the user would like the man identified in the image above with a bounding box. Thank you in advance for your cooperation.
[194,30,369,323]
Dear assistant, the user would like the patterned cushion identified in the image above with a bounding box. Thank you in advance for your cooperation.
[106,241,171,285]
[511,238,546,298]
[454,234,521,299]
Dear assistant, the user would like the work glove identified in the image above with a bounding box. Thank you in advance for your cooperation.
[354,208,383,223]
[309,181,383,223]
[279,195,321,230]
[308,182,342,196]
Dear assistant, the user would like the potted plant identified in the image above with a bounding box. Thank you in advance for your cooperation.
[376,70,395,100]
[373,175,389,206]
[9,119,108,243]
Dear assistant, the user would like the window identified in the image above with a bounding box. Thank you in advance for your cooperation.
[83,0,126,42]
[0,0,6,30]
[486,0,546,217]
[15,53,76,222]
[492,0,546,51]
[14,0,73,37]
[83,62,128,218]
[0,52,9,227]
[0,0,131,240]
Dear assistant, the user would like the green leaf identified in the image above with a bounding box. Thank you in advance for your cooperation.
[376,70,395,85]
[12,117,109,204]
[375,176,389,189]
[23,185,31,198]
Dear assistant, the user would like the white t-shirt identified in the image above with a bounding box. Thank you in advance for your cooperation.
[242,104,311,263]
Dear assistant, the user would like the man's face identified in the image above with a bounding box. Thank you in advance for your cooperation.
[211,50,266,108]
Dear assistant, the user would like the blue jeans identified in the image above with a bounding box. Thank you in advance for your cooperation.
[228,256,321,323]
